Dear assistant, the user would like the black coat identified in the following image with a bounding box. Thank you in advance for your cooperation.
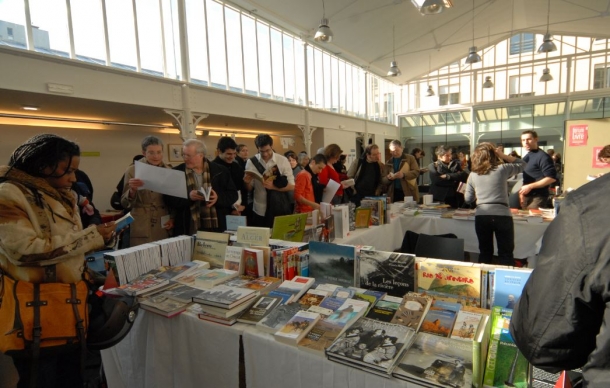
[428,160,468,208]
[510,174,610,386]
[164,161,238,235]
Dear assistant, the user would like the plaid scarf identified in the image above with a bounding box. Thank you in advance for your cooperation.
[185,161,218,232]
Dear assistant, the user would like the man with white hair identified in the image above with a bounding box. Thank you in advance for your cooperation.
[165,139,238,234]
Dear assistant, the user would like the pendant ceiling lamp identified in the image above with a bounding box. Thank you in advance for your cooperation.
[314,0,333,43]
[483,76,494,88]
[426,55,434,95]
[537,0,557,53]
[539,68,553,82]
[482,26,494,88]
[387,25,402,77]
[464,0,481,64]
[411,0,453,15]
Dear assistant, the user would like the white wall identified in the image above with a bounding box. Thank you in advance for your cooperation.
[0,48,397,211]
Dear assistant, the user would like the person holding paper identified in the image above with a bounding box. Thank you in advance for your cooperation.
[166,139,238,234]
[121,136,173,247]
[294,154,327,213]
[318,144,345,205]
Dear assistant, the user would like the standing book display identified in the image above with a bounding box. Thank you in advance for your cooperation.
[193,231,230,269]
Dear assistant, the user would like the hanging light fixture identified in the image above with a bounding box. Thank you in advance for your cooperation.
[483,76,494,88]
[464,0,481,64]
[314,0,333,43]
[537,0,557,53]
[411,0,453,15]
[482,26,494,89]
[539,68,553,82]
[387,25,401,77]
[426,55,434,95]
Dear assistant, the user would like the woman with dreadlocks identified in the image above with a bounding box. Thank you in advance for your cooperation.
[0,134,115,387]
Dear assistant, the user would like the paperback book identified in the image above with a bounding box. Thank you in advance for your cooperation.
[236,226,270,247]
[358,249,416,297]
[450,310,484,342]
[365,295,403,322]
[192,284,258,309]
[491,268,532,309]
[274,310,321,345]
[223,246,244,273]
[194,268,239,289]
[390,292,433,331]
[420,299,462,338]
[256,303,303,334]
[237,295,283,324]
[297,298,369,354]
[139,294,190,318]
[242,248,265,278]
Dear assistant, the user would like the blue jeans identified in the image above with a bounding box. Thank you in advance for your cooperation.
[474,215,515,265]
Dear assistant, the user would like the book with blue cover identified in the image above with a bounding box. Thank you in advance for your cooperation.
[491,268,532,309]
[420,299,462,338]
[226,215,247,231]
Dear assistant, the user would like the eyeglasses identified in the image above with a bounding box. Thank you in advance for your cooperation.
[182,153,200,159]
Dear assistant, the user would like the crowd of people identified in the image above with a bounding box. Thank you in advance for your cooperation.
[1,131,609,386]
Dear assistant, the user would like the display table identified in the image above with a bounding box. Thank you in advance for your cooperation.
[335,210,549,260]
[101,310,245,388]
[242,326,411,388]
[397,216,549,259]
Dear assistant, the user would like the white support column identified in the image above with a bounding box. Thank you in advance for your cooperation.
[298,123,317,156]
[164,85,208,140]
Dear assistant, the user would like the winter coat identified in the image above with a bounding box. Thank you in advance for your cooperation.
[384,154,421,202]
[0,166,106,284]
[120,160,172,247]
[164,162,238,235]
[510,174,610,387]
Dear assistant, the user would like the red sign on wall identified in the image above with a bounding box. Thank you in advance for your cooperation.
[569,125,588,146]
[593,146,609,169]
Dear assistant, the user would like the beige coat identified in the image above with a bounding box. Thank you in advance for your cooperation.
[384,154,421,202]
[121,161,171,247]
[0,167,106,283]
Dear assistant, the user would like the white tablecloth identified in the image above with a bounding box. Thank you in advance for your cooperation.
[242,326,411,388]
[334,212,549,259]
[101,310,245,388]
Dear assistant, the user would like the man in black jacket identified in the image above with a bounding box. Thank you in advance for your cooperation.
[165,139,238,234]
[510,173,610,387]
[212,137,247,215]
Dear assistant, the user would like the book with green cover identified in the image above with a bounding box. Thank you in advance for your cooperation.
[271,213,308,242]
[482,307,527,388]
[418,260,482,307]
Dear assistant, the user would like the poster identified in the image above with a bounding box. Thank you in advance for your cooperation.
[569,125,588,146]
[592,146,609,168]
